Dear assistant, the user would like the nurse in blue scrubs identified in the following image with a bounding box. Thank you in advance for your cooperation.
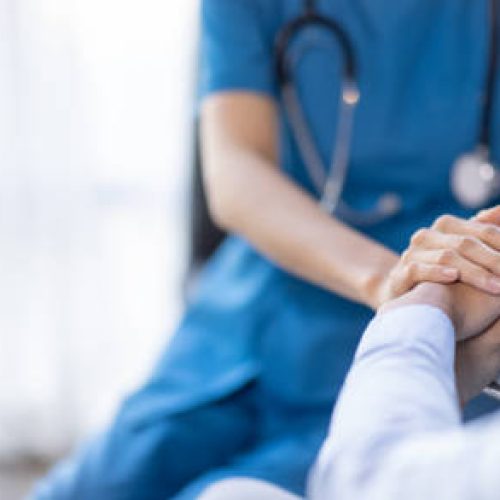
[33,1,500,499]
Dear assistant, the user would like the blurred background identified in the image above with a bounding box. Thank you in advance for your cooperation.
[0,0,202,496]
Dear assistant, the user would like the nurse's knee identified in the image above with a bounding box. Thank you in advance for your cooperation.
[199,478,301,500]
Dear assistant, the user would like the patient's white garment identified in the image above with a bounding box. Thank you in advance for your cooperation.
[308,305,500,500]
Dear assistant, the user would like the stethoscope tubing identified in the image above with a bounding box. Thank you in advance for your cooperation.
[275,1,359,217]
[276,1,403,224]
[481,0,499,148]
[277,0,499,219]
[275,10,356,88]
[277,0,500,398]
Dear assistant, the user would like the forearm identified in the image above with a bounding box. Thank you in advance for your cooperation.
[203,94,500,311]
[205,147,397,308]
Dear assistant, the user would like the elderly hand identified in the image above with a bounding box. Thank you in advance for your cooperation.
[379,208,500,406]
[379,280,500,342]
[455,318,500,406]
[376,207,500,306]
[379,279,500,407]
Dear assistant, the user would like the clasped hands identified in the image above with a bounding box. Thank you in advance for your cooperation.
[381,206,500,406]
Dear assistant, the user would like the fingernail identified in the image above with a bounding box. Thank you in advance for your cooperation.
[487,277,500,293]
[442,268,458,279]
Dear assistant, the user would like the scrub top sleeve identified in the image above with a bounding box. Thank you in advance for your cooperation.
[199,0,278,100]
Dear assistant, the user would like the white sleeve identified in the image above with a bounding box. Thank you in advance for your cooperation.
[308,305,500,500]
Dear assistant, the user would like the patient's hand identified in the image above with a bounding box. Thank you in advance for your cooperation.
[380,281,500,342]
[379,207,500,401]
[447,282,500,341]
[456,318,500,405]
[453,207,500,403]
[379,281,500,405]
[452,207,500,340]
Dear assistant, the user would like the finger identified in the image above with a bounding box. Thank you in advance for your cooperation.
[391,261,458,297]
[423,248,500,294]
[410,229,500,276]
[432,214,500,252]
[475,205,500,225]
[456,318,500,405]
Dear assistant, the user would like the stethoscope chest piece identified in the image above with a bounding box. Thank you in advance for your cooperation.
[451,0,500,210]
[451,147,500,209]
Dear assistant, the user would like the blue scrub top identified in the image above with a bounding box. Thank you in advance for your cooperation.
[126,0,500,427]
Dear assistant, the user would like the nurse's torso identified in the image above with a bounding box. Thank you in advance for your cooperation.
[275,0,497,222]
[150,0,499,422]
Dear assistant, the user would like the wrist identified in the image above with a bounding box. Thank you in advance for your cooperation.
[412,283,456,322]
[379,283,457,328]
[360,269,387,310]
[361,257,398,310]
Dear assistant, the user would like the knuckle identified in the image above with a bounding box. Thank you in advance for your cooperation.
[399,265,411,283]
[433,215,453,230]
[410,228,428,246]
[481,224,498,241]
[456,236,476,253]
[437,249,456,265]
[406,261,419,279]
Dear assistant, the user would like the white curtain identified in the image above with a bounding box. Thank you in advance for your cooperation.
[0,0,198,460]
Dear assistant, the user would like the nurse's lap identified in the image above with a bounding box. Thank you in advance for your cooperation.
[29,381,325,500]
[29,386,256,500]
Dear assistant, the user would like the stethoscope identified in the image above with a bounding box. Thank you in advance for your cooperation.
[452,0,499,209]
[276,0,499,225]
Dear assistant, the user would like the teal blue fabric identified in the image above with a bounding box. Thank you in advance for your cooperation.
[191,0,500,416]
[31,381,330,499]
[33,1,500,499]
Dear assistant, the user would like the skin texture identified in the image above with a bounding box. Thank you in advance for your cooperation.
[381,281,500,405]
[456,323,500,405]
[201,92,397,308]
[380,214,500,301]
[201,92,500,309]
[381,207,500,404]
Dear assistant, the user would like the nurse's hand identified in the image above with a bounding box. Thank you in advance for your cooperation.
[377,207,500,304]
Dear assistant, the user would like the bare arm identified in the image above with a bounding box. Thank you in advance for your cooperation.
[201,92,396,308]
[201,93,500,309]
